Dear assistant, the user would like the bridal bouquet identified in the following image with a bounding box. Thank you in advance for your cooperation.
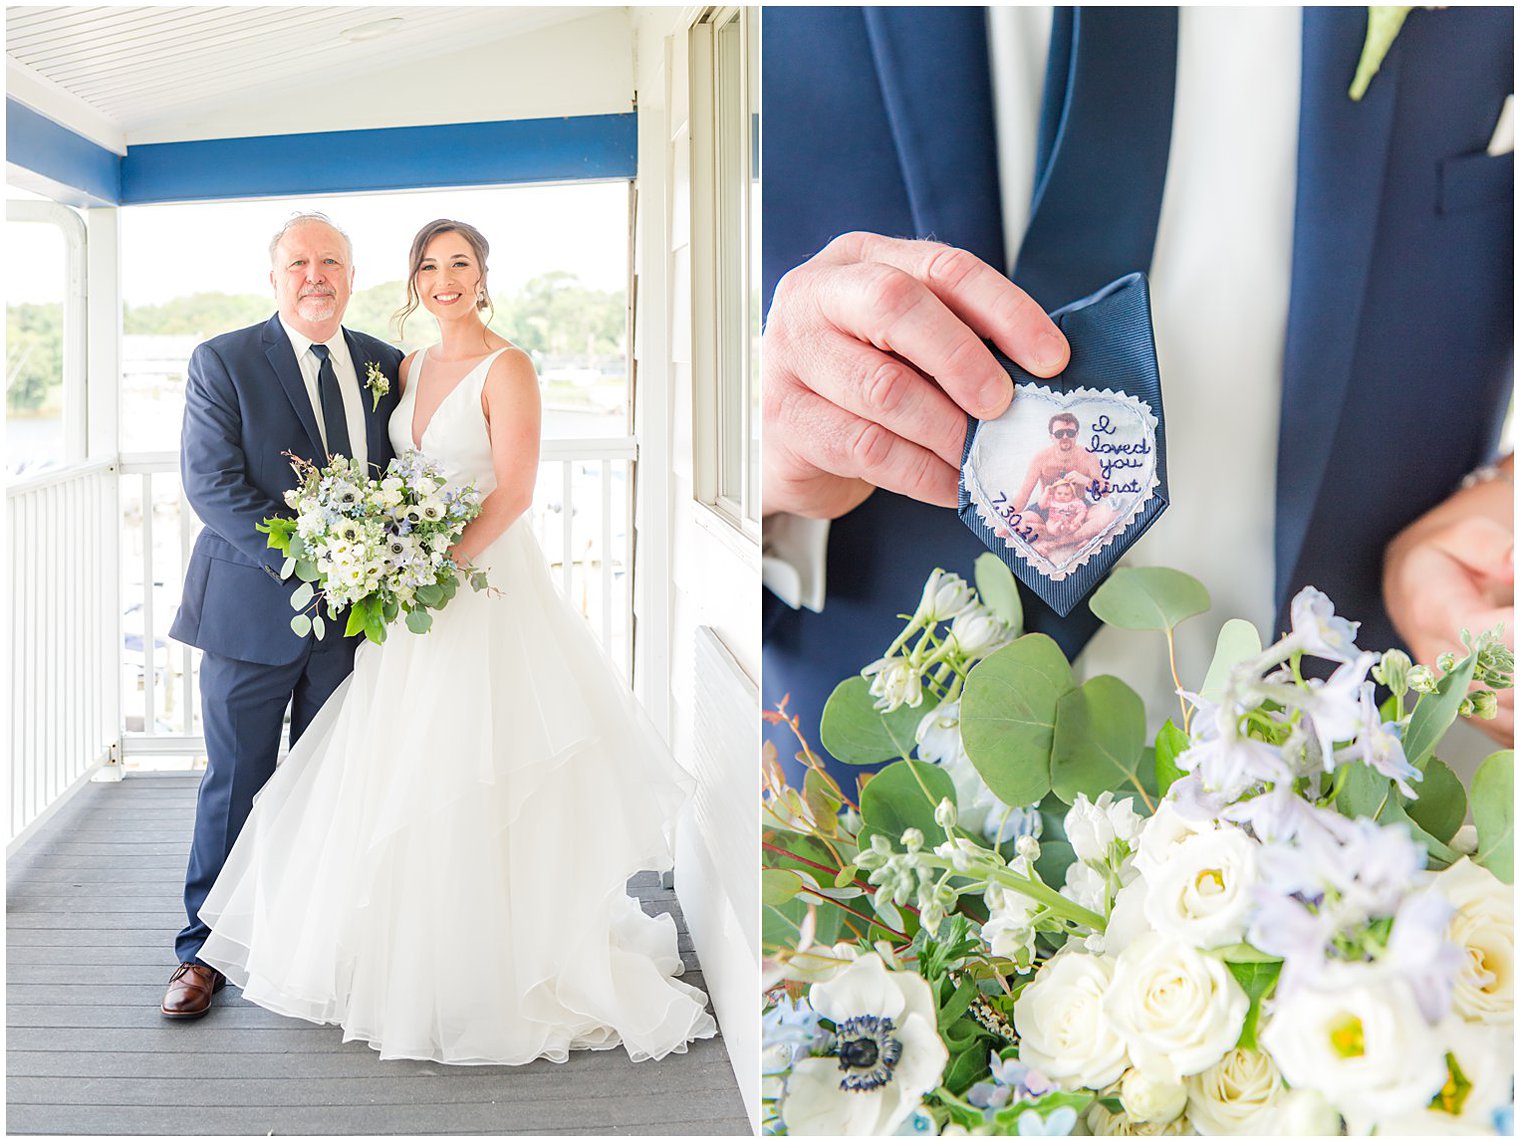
[257,450,489,644]
[762,558,1514,1136]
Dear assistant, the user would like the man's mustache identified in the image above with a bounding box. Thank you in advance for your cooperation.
[299,287,337,300]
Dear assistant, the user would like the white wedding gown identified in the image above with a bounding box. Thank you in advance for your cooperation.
[198,346,718,1064]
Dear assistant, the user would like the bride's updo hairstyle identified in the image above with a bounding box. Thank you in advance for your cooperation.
[393,219,495,340]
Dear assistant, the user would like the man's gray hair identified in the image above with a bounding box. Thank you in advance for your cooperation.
[268,212,353,265]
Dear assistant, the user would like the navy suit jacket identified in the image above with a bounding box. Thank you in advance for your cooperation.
[169,313,404,666]
[763,7,1513,773]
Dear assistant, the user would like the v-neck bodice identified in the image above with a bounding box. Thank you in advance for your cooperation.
[389,346,509,494]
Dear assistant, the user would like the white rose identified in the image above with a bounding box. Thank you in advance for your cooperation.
[1012,950,1129,1089]
[780,954,947,1135]
[1065,792,1143,864]
[1133,800,1214,881]
[1432,857,1513,1027]
[1104,932,1247,1083]
[1085,1102,1191,1136]
[1274,1088,1341,1136]
[1119,1067,1187,1125]
[1368,1019,1514,1136]
[1184,1047,1288,1134]
[1259,976,1448,1125]
[1142,827,1258,949]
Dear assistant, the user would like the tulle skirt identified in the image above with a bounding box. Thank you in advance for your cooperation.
[198,519,718,1065]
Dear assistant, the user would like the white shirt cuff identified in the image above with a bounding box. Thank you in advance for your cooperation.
[762,514,831,613]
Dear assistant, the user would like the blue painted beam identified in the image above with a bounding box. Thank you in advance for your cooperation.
[120,113,637,204]
[5,99,121,205]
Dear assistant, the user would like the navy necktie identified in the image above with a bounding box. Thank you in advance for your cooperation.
[993,5,1179,656]
[310,343,353,461]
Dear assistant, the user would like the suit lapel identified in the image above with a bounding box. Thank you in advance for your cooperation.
[261,314,324,463]
[1274,7,1400,613]
[863,7,1005,267]
[343,328,390,472]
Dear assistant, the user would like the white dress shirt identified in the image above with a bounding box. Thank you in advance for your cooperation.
[764,7,1302,722]
[279,315,369,471]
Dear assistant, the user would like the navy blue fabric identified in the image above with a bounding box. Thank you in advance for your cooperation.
[761,6,1513,786]
[177,640,355,964]
[1015,8,1178,312]
[168,313,402,963]
[959,274,1169,616]
[310,343,352,461]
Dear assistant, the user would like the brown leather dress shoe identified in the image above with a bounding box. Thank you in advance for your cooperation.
[161,962,226,1019]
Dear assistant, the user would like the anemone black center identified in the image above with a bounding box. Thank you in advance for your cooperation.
[838,1036,880,1069]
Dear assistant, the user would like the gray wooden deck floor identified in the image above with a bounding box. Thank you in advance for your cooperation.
[7,773,751,1136]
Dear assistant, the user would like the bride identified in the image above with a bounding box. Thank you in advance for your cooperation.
[196,219,718,1065]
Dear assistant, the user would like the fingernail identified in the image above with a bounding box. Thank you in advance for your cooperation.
[1035,329,1067,372]
[979,374,1012,416]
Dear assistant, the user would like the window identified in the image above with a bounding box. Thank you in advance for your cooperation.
[692,6,760,533]
[6,193,87,477]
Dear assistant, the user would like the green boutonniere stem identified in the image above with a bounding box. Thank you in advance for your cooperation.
[1350,6,1412,101]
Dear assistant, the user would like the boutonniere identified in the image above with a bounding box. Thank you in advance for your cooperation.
[1350,6,1436,101]
[363,362,391,412]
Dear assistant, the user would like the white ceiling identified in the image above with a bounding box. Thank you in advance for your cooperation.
[6,6,620,150]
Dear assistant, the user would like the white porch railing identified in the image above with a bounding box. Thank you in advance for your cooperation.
[117,438,636,760]
[7,460,119,844]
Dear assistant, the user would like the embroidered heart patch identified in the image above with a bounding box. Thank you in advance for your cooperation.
[956,273,1168,617]
[963,386,1160,582]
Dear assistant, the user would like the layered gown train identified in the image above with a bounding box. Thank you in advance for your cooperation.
[198,346,718,1064]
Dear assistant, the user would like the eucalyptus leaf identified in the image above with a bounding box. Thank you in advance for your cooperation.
[288,534,306,561]
[415,583,445,608]
[1033,839,1076,893]
[974,552,1023,634]
[1403,756,1466,844]
[762,868,805,907]
[1088,567,1210,632]
[1200,618,1263,704]
[405,608,433,635]
[858,760,957,851]
[1337,761,1394,821]
[1404,649,1479,771]
[1153,719,1189,798]
[961,635,1075,806]
[762,895,844,955]
[820,677,924,765]
[1472,750,1513,884]
[803,767,843,825]
[311,615,325,640]
[1050,675,1148,805]
[289,613,312,638]
[279,556,296,581]
[290,581,315,611]
[294,558,319,583]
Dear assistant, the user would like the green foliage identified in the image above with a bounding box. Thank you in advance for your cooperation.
[820,677,922,765]
[289,613,311,638]
[1404,757,1466,844]
[960,634,1074,806]
[858,760,956,851]
[6,302,63,413]
[405,608,433,635]
[1472,750,1513,884]
[1226,959,1281,1051]
[1088,567,1210,631]
[490,271,627,359]
[123,291,271,338]
[1404,647,1479,770]
[973,553,1023,634]
[1153,719,1189,797]
[763,867,805,906]
[1050,675,1149,804]
[1201,618,1263,704]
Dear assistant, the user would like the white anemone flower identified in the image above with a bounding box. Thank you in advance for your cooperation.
[780,954,947,1135]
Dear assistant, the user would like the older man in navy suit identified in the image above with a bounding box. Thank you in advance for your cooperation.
[163,213,403,1017]
[762,7,1513,782]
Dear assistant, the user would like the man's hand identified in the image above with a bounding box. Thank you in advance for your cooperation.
[1384,458,1515,745]
[762,233,1071,520]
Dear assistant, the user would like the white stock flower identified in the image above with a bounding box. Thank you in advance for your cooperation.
[1142,826,1258,950]
[1061,860,1111,916]
[914,570,976,626]
[1367,1019,1515,1136]
[780,954,947,1136]
[1432,857,1513,1027]
[1259,976,1449,1125]
[947,606,1010,658]
[1104,932,1248,1083]
[1183,1047,1288,1134]
[980,883,1038,972]
[1065,792,1143,864]
[1119,1068,1187,1125]
[862,658,923,713]
[914,702,1035,845]
[1012,951,1130,1090]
